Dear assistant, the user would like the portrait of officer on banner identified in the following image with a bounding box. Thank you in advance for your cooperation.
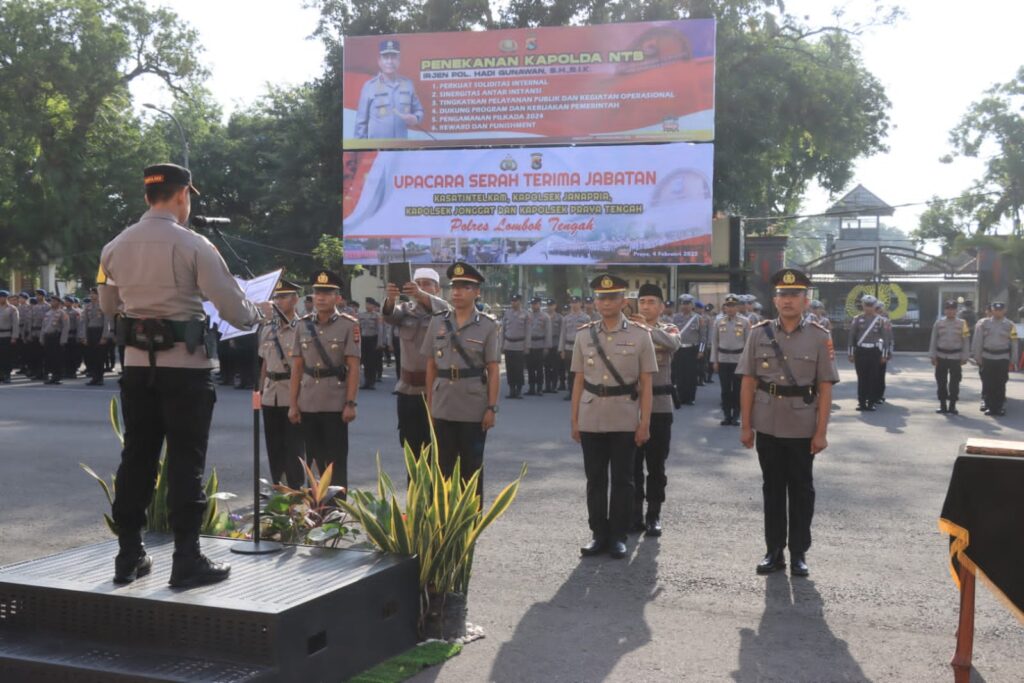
[354,39,425,140]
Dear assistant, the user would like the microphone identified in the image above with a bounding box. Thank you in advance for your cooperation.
[192,215,232,228]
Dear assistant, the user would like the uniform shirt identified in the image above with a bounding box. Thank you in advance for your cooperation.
[357,309,382,339]
[382,293,450,395]
[929,317,970,362]
[41,307,70,344]
[291,313,360,413]
[0,303,19,340]
[848,313,893,356]
[548,311,563,350]
[259,317,298,408]
[526,310,552,350]
[79,301,111,342]
[501,308,528,351]
[648,321,681,414]
[737,318,839,439]
[420,310,500,422]
[671,311,704,347]
[354,74,424,139]
[18,302,31,340]
[98,209,262,369]
[66,307,80,338]
[570,314,658,433]
[29,302,48,335]
[972,317,1019,362]
[710,314,751,364]
[559,311,592,352]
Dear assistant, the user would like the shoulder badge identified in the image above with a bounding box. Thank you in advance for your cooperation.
[809,320,828,333]
[339,312,358,323]
[752,319,770,328]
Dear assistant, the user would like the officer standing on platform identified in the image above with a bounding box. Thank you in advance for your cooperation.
[501,293,527,399]
[99,163,271,587]
[40,293,69,384]
[671,294,704,405]
[711,294,751,426]
[929,299,970,415]
[973,301,1018,417]
[631,284,679,537]
[848,294,891,411]
[358,298,382,390]
[258,279,305,488]
[544,298,564,393]
[289,270,361,488]
[525,296,551,396]
[354,40,424,140]
[560,296,591,402]
[382,267,449,456]
[422,262,500,496]
[571,274,656,560]
[0,291,18,383]
[738,268,838,577]
[81,287,111,385]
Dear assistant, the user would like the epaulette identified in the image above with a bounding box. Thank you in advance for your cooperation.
[630,319,651,331]
[577,320,596,331]
[339,312,358,323]
[809,320,828,333]
[753,319,770,328]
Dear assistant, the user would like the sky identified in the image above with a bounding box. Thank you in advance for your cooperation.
[132,0,1024,233]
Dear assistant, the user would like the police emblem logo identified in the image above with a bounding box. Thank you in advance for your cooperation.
[316,272,329,285]
[783,271,796,285]
[453,264,465,276]
[601,276,613,289]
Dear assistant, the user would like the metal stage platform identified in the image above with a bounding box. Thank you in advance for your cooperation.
[0,535,419,682]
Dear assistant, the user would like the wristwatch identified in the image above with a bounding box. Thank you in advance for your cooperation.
[345,400,357,408]
[486,405,498,414]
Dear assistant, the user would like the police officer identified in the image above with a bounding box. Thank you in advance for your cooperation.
[973,301,1018,417]
[0,290,18,383]
[64,295,82,378]
[81,287,111,385]
[40,293,69,384]
[525,296,551,396]
[671,294,704,405]
[738,268,838,577]
[929,299,970,415]
[544,299,563,392]
[422,262,500,497]
[584,296,600,321]
[16,292,31,376]
[289,270,361,489]
[354,40,425,140]
[560,296,591,402]
[28,289,49,379]
[358,297,383,390]
[501,293,528,399]
[808,300,831,332]
[258,279,305,488]
[571,274,656,559]
[631,284,679,537]
[848,294,892,411]
[99,163,271,587]
[382,267,449,456]
[711,294,751,426]
[874,302,893,404]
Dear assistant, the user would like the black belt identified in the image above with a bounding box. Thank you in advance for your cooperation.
[757,379,816,398]
[653,385,674,396]
[267,371,291,381]
[983,347,1011,354]
[304,366,347,381]
[531,336,546,341]
[584,380,638,398]
[504,336,524,342]
[437,366,485,380]
[936,347,964,354]
[717,347,744,354]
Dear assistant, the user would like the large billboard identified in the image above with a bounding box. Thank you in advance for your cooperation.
[343,20,715,150]
[342,143,713,266]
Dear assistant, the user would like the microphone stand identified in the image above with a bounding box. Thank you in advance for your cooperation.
[208,225,282,556]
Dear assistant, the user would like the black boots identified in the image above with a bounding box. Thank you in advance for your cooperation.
[644,503,662,537]
[169,533,230,589]
[790,553,810,577]
[113,532,153,584]
[936,400,948,414]
[947,400,958,415]
[525,384,539,396]
[756,547,786,574]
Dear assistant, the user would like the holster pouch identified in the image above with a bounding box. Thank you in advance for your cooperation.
[184,318,205,354]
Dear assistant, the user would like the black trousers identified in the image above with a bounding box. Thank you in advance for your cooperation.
[673,346,699,403]
[397,391,432,457]
[433,418,486,497]
[980,359,1010,411]
[581,431,636,543]
[935,358,963,402]
[0,338,11,379]
[756,432,815,555]
[234,335,257,388]
[262,405,305,488]
[300,412,349,491]
[84,328,105,381]
[526,348,545,387]
[853,347,882,404]
[634,413,672,515]
[64,335,81,377]
[28,336,44,377]
[544,348,561,388]
[718,362,740,418]
[878,358,887,398]
[43,333,63,381]
[504,350,524,389]
[361,336,379,386]
[112,368,216,535]
[217,339,234,384]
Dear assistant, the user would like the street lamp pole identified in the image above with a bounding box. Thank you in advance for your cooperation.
[143,103,189,169]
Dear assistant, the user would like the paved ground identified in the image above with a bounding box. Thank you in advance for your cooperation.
[1,355,1021,682]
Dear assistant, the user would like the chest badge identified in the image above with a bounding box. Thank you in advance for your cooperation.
[761,360,770,369]
[436,349,444,358]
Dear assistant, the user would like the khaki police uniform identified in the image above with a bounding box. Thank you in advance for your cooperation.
[929,315,970,410]
[28,297,49,378]
[634,319,680,529]
[670,309,704,404]
[973,316,1019,415]
[291,310,360,489]
[501,305,528,396]
[738,317,839,560]
[64,303,81,377]
[544,307,564,392]
[80,299,110,384]
[848,311,892,408]
[571,313,657,545]
[259,316,304,487]
[0,299,18,382]
[357,307,383,389]
[711,313,751,423]
[559,308,592,401]
[354,74,424,140]
[40,303,69,383]
[16,296,31,374]
[525,307,552,395]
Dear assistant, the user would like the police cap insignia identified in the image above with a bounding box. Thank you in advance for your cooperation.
[783,271,796,284]
[601,276,613,289]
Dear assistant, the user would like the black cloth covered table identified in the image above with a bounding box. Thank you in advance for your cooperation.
[939,454,1024,623]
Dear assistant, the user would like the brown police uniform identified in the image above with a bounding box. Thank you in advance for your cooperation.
[929,311,970,413]
[40,302,69,383]
[711,307,751,424]
[0,297,18,382]
[259,298,304,488]
[501,301,528,397]
[525,304,552,395]
[973,309,1019,415]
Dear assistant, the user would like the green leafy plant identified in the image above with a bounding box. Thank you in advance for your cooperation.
[81,397,235,536]
[259,460,359,547]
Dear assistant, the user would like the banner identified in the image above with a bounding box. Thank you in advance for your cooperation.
[343,20,715,149]
[342,144,713,266]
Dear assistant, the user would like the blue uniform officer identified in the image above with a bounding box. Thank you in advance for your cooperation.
[354,40,424,139]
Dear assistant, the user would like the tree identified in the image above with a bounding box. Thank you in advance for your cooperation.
[912,195,974,255]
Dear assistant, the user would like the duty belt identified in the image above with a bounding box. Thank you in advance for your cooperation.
[504,336,524,342]
[304,366,347,381]
[437,366,485,381]
[983,347,1011,354]
[856,344,880,349]
[266,371,290,381]
[584,380,638,398]
[757,379,816,399]
[717,347,744,354]
[652,385,674,396]
[679,343,696,348]
[936,347,964,354]
[531,336,546,341]
[401,369,427,386]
